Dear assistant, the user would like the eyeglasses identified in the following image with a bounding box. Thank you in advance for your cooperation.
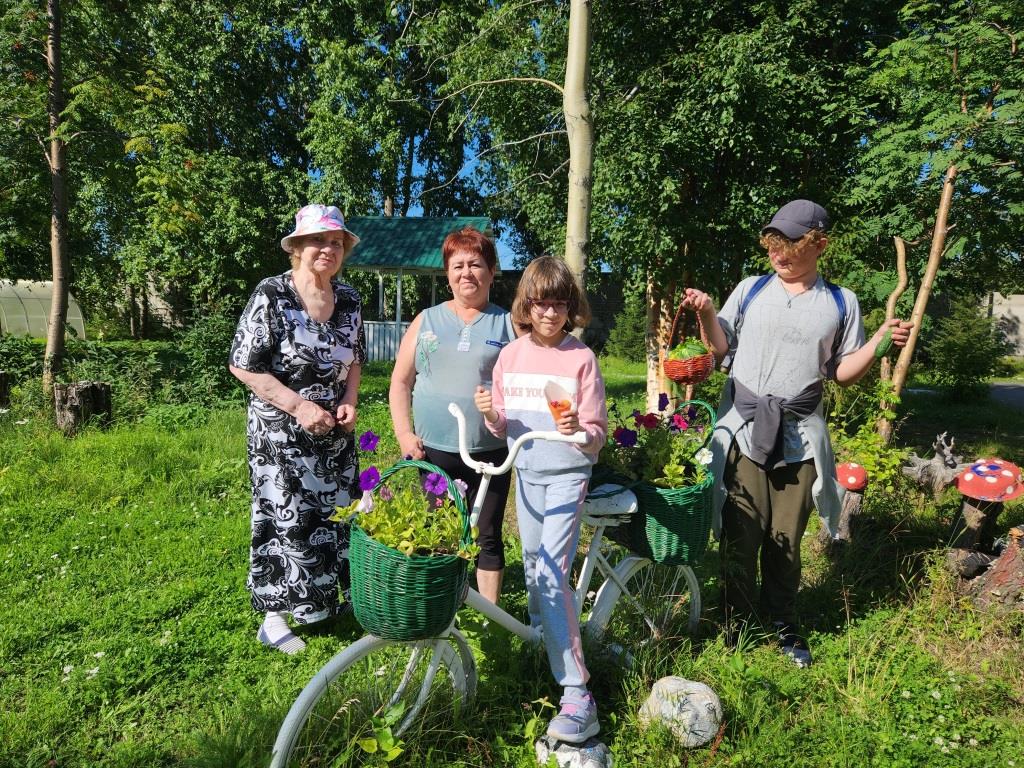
[529,298,569,313]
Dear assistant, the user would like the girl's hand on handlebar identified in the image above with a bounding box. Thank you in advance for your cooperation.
[474,386,499,424]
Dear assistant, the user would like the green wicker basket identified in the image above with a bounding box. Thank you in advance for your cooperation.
[349,460,471,641]
[593,400,716,567]
[626,472,713,566]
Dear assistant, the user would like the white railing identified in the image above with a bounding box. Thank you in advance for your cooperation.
[363,320,411,362]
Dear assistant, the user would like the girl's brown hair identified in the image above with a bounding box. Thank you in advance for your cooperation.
[511,255,591,333]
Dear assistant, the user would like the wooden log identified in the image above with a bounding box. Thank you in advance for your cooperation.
[0,371,9,409]
[53,381,112,436]
[816,489,864,549]
[901,432,970,498]
[945,548,996,579]
[970,527,1024,611]
[949,498,1003,552]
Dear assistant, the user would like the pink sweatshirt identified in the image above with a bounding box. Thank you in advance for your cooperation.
[486,334,607,480]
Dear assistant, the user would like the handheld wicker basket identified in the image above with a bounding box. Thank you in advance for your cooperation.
[349,459,470,641]
[592,400,716,567]
[662,305,715,385]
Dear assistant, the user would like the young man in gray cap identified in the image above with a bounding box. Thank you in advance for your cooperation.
[681,199,912,666]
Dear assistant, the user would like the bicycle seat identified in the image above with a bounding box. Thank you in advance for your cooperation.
[583,484,637,527]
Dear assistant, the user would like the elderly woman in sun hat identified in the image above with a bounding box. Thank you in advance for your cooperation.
[229,204,365,654]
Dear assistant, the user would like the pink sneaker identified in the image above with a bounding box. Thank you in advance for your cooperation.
[547,692,600,743]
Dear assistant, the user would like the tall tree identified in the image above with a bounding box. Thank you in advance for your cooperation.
[562,0,593,286]
[42,0,69,395]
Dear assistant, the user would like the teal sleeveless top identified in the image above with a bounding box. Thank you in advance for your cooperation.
[412,302,514,453]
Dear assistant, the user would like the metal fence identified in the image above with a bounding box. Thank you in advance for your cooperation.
[364,320,411,362]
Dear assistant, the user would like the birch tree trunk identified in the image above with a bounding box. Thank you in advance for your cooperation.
[42,0,70,399]
[646,274,674,412]
[562,0,593,288]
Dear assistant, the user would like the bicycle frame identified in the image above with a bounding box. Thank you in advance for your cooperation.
[447,403,633,642]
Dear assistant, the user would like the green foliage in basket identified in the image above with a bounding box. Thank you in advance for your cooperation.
[600,395,713,489]
[332,431,479,560]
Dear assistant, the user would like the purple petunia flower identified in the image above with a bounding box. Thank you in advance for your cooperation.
[614,427,638,448]
[423,472,448,496]
[658,393,669,412]
[358,430,380,452]
[359,466,381,492]
[687,405,697,420]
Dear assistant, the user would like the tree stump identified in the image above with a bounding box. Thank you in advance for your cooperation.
[949,498,1003,552]
[0,371,9,408]
[53,381,112,436]
[816,462,867,550]
[969,527,1024,612]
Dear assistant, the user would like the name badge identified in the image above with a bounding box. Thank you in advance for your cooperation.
[457,326,471,352]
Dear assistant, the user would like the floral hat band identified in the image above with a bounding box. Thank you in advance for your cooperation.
[280,204,361,252]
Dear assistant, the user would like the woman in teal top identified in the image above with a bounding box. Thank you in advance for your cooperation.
[389,227,516,604]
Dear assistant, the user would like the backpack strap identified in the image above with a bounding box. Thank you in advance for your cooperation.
[733,273,775,342]
[723,274,774,372]
[824,280,848,377]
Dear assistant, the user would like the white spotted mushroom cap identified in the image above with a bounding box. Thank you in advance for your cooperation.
[836,461,868,491]
[955,459,1024,503]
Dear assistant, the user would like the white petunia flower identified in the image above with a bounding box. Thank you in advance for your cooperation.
[695,448,713,465]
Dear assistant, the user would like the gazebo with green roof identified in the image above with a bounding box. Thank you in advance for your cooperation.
[343,215,494,360]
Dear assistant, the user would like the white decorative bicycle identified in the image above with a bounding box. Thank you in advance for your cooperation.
[269,403,704,767]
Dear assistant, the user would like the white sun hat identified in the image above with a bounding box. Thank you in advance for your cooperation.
[280,204,360,253]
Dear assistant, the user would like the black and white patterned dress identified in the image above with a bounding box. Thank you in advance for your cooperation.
[229,271,366,623]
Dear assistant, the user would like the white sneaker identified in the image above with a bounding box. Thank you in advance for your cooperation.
[547,692,600,743]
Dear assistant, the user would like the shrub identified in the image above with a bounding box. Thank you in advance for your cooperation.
[926,299,1011,396]
[173,305,246,405]
[0,335,43,382]
[827,375,907,492]
[605,289,647,363]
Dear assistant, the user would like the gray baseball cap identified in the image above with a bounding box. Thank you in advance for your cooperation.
[761,199,830,239]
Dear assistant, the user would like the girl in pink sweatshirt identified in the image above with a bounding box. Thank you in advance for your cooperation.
[474,256,607,744]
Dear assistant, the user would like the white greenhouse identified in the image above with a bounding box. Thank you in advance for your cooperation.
[0,280,86,339]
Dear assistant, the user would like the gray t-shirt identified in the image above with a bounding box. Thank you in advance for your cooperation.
[717,275,864,462]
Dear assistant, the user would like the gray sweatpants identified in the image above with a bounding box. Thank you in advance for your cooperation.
[515,471,590,688]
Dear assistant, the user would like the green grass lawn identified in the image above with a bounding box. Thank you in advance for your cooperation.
[1,361,1022,767]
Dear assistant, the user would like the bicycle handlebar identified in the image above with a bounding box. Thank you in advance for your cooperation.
[447,402,588,476]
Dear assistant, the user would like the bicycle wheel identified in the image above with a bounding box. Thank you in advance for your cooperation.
[584,554,702,645]
[270,630,477,768]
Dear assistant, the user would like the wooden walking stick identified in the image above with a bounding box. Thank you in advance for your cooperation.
[877,236,910,442]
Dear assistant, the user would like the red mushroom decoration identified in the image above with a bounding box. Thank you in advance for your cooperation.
[948,459,1024,577]
[837,462,868,492]
[819,462,869,548]
[956,459,1024,503]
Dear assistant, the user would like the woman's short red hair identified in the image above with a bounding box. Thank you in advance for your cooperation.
[442,227,497,271]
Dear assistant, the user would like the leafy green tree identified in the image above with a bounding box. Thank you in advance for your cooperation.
[605,280,647,363]
[926,298,1012,396]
